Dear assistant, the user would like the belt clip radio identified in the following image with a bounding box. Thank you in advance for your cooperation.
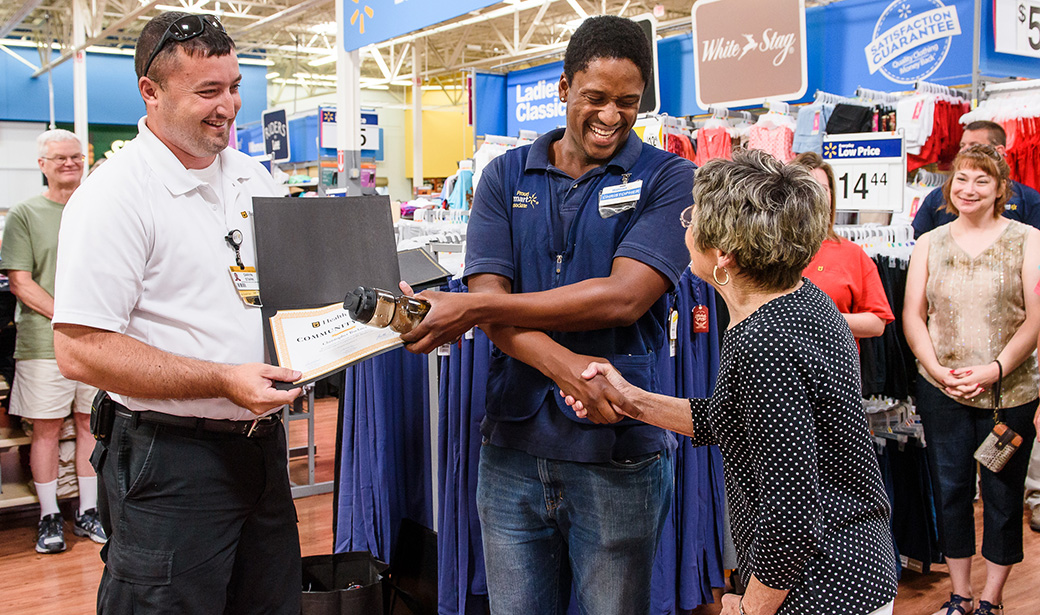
[90,390,116,442]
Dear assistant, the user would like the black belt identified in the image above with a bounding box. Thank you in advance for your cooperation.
[114,406,281,438]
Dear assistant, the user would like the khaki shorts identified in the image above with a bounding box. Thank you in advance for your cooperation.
[9,359,98,420]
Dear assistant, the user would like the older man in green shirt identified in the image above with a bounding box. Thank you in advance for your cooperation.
[1,129,104,553]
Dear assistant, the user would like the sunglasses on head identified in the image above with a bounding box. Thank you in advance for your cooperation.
[142,14,226,79]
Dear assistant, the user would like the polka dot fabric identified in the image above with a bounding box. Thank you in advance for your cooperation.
[690,281,898,614]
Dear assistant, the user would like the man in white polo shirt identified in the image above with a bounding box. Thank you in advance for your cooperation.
[52,11,302,614]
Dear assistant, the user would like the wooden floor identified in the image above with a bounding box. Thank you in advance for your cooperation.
[1,397,1038,614]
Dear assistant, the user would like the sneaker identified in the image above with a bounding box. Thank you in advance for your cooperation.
[1030,506,1040,533]
[73,508,108,544]
[36,513,66,554]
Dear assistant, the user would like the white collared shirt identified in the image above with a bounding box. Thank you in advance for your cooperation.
[53,117,282,420]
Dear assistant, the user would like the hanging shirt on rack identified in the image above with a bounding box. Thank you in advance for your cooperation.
[825,103,874,134]
[792,103,835,155]
[447,168,474,210]
[896,95,935,155]
[747,123,794,162]
[694,127,732,166]
[441,173,458,201]
[665,132,696,162]
[907,99,970,171]
[1005,116,1040,192]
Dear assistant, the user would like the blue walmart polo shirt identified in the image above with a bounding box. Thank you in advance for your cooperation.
[463,128,695,462]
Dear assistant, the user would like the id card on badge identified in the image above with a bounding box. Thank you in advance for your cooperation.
[598,179,642,218]
[229,266,262,307]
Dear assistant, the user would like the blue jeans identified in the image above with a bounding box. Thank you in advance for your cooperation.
[476,442,673,615]
[916,379,1037,565]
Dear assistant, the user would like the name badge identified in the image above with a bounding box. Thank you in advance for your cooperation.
[598,179,642,218]
[229,266,262,307]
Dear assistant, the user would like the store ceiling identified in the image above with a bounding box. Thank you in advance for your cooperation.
[1,0,836,99]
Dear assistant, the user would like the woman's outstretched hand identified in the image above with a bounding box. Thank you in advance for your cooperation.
[559,361,640,421]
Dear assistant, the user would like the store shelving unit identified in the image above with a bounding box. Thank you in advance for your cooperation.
[282,384,333,499]
[0,415,35,510]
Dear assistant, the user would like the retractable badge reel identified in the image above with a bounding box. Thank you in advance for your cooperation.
[226,229,262,307]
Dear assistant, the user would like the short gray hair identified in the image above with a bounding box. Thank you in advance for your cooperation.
[37,129,81,158]
[691,149,829,292]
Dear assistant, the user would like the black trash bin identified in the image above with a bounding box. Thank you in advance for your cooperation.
[301,551,389,615]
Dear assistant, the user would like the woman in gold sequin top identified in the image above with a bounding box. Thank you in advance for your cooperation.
[903,144,1040,615]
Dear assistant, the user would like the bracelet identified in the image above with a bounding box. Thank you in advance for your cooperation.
[739,597,747,615]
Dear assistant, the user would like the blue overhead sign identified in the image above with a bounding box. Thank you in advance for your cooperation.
[865,0,962,83]
[819,0,973,92]
[506,62,565,137]
[342,0,501,51]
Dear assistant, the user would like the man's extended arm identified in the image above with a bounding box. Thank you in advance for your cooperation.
[54,323,301,415]
[5,269,55,320]
[400,257,671,353]
[462,273,635,424]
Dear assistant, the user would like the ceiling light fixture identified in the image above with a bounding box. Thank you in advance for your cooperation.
[308,55,337,67]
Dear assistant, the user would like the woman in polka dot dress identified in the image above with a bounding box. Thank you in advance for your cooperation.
[561,150,898,615]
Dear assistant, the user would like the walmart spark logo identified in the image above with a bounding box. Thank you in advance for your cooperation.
[351,0,374,35]
[823,143,838,159]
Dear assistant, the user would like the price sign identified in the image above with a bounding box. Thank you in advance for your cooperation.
[821,132,905,212]
[994,1,1040,58]
[634,116,663,149]
[317,107,379,150]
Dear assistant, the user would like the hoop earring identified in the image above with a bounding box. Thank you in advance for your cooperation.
[712,265,730,286]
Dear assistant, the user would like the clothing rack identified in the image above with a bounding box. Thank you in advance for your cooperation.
[982,78,1040,99]
[690,106,752,130]
[413,208,470,224]
[660,114,694,134]
[914,80,970,100]
[813,90,858,105]
[835,224,915,258]
[764,99,792,115]
[855,86,904,104]
[701,106,751,121]
[961,83,1040,125]
[913,168,947,188]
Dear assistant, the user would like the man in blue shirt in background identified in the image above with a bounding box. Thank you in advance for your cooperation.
[401,15,694,615]
[911,120,1040,239]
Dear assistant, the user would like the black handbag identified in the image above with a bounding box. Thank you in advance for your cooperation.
[301,551,389,615]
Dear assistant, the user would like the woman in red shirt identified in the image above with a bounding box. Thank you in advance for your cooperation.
[794,152,894,339]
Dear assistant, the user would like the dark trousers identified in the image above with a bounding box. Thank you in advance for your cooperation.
[915,379,1037,565]
[91,411,301,614]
